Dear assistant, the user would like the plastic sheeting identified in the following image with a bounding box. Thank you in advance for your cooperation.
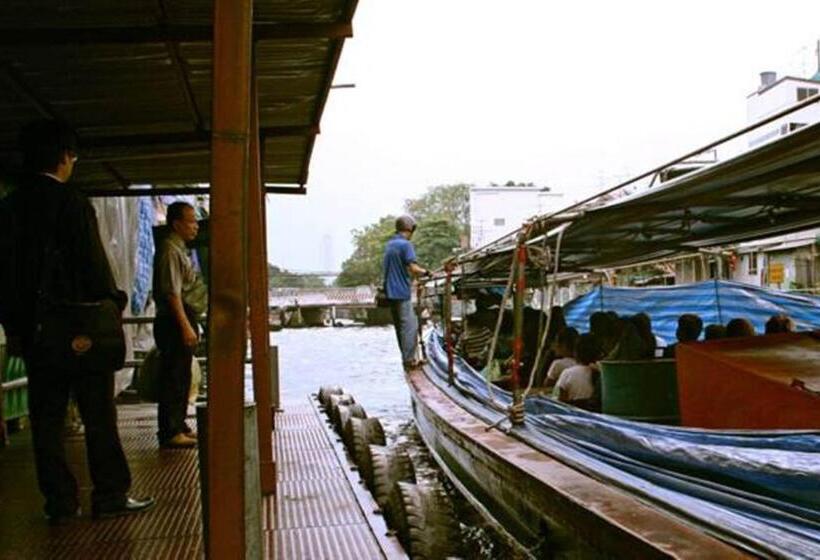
[563,280,820,345]
[423,331,820,558]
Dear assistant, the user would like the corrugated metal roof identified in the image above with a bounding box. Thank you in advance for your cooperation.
[0,0,356,193]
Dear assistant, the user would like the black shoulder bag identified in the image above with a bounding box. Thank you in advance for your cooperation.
[30,215,125,373]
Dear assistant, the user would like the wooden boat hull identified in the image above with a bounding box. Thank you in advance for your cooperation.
[406,366,747,559]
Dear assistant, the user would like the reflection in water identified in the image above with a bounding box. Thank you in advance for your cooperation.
[247,325,523,559]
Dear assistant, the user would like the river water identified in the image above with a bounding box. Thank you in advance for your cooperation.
[261,325,526,560]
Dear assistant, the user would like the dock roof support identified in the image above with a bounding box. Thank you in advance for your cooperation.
[206,0,252,556]
[248,73,276,495]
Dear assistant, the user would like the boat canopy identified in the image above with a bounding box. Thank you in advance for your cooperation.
[457,108,820,278]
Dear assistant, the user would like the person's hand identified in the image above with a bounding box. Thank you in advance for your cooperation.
[182,324,199,348]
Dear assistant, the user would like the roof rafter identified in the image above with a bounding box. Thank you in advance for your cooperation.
[0,22,353,47]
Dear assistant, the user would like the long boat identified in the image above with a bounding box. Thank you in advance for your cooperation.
[408,104,820,558]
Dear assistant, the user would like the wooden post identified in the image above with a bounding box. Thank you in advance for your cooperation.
[444,266,455,384]
[207,0,252,556]
[248,71,276,496]
[511,241,527,412]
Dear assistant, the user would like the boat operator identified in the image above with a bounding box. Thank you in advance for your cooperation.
[382,215,430,371]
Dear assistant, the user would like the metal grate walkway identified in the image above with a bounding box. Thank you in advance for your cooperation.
[270,398,404,559]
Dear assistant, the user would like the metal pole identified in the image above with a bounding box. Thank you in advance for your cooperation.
[444,266,455,384]
[248,71,276,496]
[511,241,527,419]
[207,0,252,556]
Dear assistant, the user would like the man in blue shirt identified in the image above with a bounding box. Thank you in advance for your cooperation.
[382,215,429,369]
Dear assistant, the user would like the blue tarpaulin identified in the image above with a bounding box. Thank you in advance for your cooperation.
[563,280,820,344]
[424,330,820,558]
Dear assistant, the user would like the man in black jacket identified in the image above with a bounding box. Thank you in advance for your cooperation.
[0,120,154,524]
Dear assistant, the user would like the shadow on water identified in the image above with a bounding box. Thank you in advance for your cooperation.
[254,325,527,560]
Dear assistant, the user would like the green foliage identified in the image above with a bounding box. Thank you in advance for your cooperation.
[268,263,326,288]
[403,183,470,237]
[336,215,397,287]
[337,183,472,287]
[413,217,462,270]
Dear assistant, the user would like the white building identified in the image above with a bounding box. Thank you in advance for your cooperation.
[746,70,820,148]
[469,185,564,249]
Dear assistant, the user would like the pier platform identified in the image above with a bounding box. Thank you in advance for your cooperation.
[0,399,402,559]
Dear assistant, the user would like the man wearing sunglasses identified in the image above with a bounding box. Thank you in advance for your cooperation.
[382,215,430,370]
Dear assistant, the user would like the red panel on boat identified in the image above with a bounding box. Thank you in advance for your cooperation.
[677,333,820,429]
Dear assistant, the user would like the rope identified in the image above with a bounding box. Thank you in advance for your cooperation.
[521,224,566,401]
[481,247,517,406]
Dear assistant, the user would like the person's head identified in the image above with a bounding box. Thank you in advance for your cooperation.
[704,324,726,340]
[765,313,795,334]
[18,119,79,181]
[725,318,756,338]
[676,314,703,342]
[553,327,579,358]
[546,306,567,340]
[395,214,417,239]
[167,201,199,242]
[608,320,650,360]
[575,333,603,366]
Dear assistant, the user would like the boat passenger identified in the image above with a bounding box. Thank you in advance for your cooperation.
[632,312,657,358]
[543,327,579,390]
[555,333,602,410]
[765,313,795,334]
[590,311,619,355]
[663,314,703,358]
[725,318,756,338]
[607,317,653,360]
[704,323,726,340]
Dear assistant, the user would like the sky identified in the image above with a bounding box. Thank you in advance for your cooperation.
[265,0,820,273]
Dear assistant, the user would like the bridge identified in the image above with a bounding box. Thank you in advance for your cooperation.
[268,286,385,327]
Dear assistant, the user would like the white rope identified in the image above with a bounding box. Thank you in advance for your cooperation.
[521,225,566,400]
[481,249,517,407]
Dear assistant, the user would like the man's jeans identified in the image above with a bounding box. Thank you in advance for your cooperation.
[388,299,418,365]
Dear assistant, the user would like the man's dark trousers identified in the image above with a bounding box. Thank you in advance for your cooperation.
[26,362,131,516]
[153,314,193,443]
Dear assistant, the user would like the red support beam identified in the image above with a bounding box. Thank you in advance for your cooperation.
[248,75,276,496]
[206,0,252,556]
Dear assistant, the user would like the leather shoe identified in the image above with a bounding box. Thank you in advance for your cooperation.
[46,507,81,527]
[92,496,156,519]
[161,433,197,449]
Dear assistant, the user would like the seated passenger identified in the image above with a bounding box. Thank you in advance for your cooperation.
[726,318,756,338]
[607,318,653,360]
[590,311,619,356]
[704,323,726,340]
[632,313,657,358]
[555,333,602,409]
[765,313,795,334]
[663,313,703,358]
[543,327,579,390]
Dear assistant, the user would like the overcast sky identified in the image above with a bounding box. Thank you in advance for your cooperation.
[265,0,820,273]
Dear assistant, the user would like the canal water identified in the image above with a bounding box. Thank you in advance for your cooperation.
[261,325,527,560]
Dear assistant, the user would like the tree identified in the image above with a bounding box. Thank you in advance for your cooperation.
[413,217,462,270]
[336,216,396,287]
[403,183,470,237]
[268,263,326,288]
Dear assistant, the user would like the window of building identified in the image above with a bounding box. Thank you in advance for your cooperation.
[493,218,505,226]
[748,252,758,275]
[797,87,819,101]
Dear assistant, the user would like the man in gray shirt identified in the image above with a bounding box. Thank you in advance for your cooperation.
[152,201,207,448]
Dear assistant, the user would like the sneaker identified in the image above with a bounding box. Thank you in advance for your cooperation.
[160,433,197,449]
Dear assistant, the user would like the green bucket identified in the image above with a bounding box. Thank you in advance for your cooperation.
[599,359,679,424]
